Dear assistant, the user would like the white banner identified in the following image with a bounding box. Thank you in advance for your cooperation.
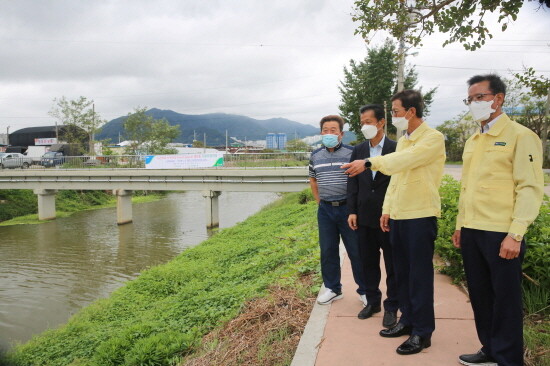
[35,138,58,145]
[144,153,224,169]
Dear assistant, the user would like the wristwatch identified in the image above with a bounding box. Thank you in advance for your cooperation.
[508,233,523,241]
[364,158,372,168]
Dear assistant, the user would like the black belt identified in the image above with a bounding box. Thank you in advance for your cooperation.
[321,199,347,206]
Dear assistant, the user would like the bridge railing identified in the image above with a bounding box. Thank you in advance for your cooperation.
[9,153,311,170]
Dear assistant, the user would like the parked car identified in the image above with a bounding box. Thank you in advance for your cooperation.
[0,152,33,169]
[41,151,65,167]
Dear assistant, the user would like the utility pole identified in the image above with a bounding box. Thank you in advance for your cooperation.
[203,133,206,153]
[225,130,228,152]
[543,86,550,163]
[90,103,95,155]
[6,126,10,146]
[193,130,196,142]
[383,101,388,135]
[397,37,406,93]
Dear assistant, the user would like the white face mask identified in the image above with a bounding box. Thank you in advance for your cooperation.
[392,116,409,131]
[468,100,496,122]
[361,124,378,139]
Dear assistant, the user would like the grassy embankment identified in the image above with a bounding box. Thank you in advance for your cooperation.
[1,190,320,366]
[0,190,166,226]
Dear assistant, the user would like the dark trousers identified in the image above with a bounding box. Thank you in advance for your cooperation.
[389,217,436,338]
[357,225,398,312]
[317,202,366,294]
[460,228,525,366]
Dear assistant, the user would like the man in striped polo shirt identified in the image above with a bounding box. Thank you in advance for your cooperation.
[309,115,366,305]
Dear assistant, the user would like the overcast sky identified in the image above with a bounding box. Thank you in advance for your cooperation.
[0,0,548,136]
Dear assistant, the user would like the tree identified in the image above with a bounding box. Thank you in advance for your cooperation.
[286,139,310,152]
[352,0,547,51]
[123,107,180,155]
[339,40,397,138]
[436,113,477,162]
[514,67,550,165]
[192,140,205,148]
[338,40,436,141]
[49,96,106,154]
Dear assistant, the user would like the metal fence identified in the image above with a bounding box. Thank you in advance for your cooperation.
[0,153,311,170]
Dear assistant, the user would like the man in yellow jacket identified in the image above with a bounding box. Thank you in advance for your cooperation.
[343,89,446,356]
[452,74,544,366]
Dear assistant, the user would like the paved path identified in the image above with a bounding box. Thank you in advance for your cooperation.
[293,249,481,366]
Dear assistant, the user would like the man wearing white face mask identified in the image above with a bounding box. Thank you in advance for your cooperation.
[452,74,544,366]
[342,90,446,356]
[347,104,399,328]
[309,115,367,305]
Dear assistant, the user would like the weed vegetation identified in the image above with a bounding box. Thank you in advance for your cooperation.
[1,190,319,366]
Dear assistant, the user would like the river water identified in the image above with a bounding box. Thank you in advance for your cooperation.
[0,191,279,352]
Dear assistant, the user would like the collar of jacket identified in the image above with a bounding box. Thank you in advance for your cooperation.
[324,141,343,152]
[486,113,509,136]
[473,113,510,139]
[407,121,429,142]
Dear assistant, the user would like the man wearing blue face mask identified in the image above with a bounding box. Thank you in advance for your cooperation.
[309,115,367,305]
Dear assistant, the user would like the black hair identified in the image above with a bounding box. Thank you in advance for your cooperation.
[359,104,384,121]
[467,74,506,96]
[390,90,424,118]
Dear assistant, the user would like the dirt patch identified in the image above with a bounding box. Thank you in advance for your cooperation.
[182,275,316,366]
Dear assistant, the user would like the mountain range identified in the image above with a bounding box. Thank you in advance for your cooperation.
[96,109,322,146]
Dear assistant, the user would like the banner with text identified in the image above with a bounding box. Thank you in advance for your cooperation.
[144,153,224,169]
[35,138,58,146]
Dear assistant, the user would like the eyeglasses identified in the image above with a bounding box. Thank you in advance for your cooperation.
[463,93,495,105]
[391,109,407,116]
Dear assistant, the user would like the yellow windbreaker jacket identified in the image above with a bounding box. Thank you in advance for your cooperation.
[369,122,446,220]
[455,113,544,236]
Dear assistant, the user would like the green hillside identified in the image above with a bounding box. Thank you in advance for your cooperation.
[96,109,320,146]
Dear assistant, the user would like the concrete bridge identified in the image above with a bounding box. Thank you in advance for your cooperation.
[0,168,310,227]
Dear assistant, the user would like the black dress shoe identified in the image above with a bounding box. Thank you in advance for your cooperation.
[396,334,431,355]
[357,304,381,319]
[379,322,412,338]
[458,350,497,365]
[382,310,397,328]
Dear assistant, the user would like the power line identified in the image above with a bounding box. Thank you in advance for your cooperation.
[0,37,362,49]
[415,65,550,72]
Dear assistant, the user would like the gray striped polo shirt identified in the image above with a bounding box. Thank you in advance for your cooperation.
[309,143,353,201]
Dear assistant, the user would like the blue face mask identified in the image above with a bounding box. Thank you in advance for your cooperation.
[322,134,339,148]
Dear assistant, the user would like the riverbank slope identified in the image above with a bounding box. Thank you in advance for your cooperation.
[1,190,320,366]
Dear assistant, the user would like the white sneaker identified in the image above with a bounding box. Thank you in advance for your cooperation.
[317,289,343,305]
[359,294,368,307]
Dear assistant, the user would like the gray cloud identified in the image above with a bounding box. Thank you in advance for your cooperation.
[0,0,548,135]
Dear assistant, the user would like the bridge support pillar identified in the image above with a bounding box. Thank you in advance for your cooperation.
[34,189,57,220]
[202,190,221,228]
[115,189,133,225]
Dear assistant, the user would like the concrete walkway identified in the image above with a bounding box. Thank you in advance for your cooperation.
[292,247,482,366]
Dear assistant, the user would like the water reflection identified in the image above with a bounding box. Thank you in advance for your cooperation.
[0,191,279,351]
